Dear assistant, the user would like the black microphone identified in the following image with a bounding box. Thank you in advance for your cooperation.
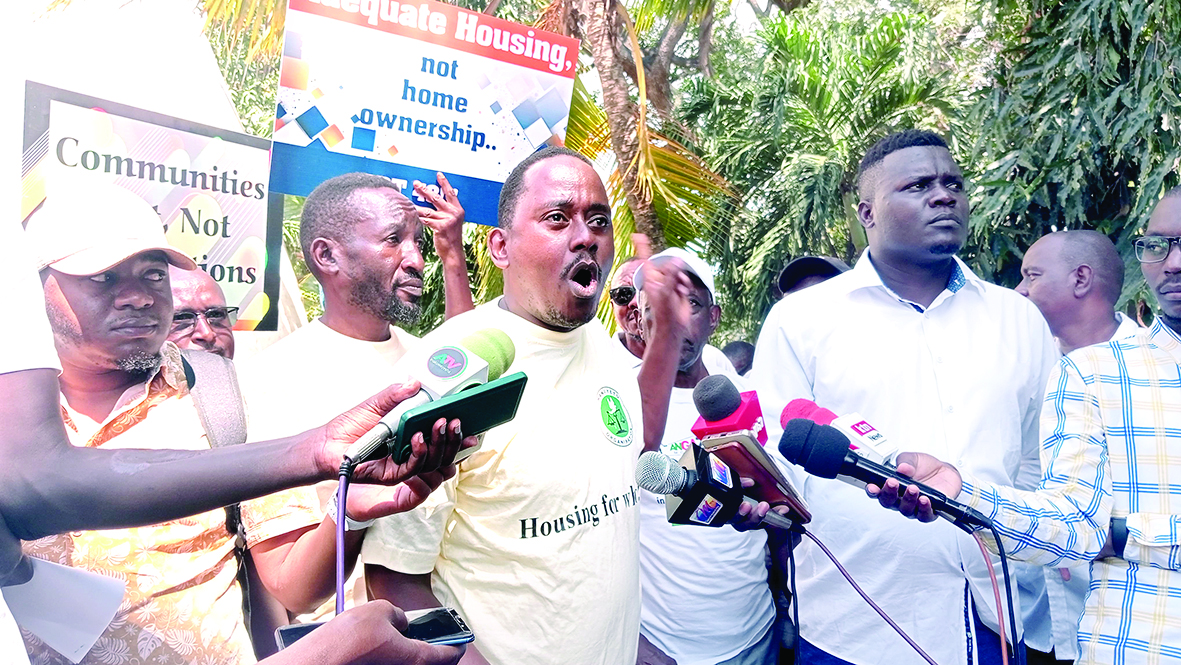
[777,419,990,532]
[636,447,794,530]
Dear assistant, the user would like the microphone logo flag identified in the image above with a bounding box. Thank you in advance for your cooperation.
[691,495,724,525]
[428,346,469,379]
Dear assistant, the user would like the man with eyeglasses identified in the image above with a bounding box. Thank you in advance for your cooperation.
[871,187,1181,663]
[168,266,238,359]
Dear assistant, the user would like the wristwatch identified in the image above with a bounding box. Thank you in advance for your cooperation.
[1110,517,1128,559]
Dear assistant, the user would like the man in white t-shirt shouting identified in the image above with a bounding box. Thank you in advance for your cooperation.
[633,247,778,665]
[363,146,654,665]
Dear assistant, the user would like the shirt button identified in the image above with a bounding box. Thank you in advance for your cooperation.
[946,406,954,414]
[935,357,943,364]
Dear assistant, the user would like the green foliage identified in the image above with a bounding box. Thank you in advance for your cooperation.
[966,0,1181,312]
[205,19,280,138]
[682,8,960,340]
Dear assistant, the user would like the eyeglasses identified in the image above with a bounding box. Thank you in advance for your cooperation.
[609,286,637,307]
[1134,236,1181,263]
[171,307,239,334]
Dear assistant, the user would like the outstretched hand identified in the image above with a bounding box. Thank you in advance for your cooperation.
[313,382,477,487]
[865,452,963,522]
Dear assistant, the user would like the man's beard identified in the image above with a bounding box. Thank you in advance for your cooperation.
[116,351,162,378]
[349,270,422,326]
[540,304,594,332]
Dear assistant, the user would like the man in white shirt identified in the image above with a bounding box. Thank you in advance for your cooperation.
[1015,229,1140,663]
[363,146,653,665]
[1018,230,1140,355]
[634,248,777,665]
[238,172,473,622]
[751,129,1059,665]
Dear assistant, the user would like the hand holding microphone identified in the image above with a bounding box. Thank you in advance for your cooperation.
[636,447,795,531]
[871,452,965,523]
[344,329,516,466]
[777,412,988,532]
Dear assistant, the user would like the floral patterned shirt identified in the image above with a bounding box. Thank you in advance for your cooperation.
[21,344,253,665]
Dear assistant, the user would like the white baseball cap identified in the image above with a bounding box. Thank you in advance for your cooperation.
[26,184,197,275]
[633,246,716,299]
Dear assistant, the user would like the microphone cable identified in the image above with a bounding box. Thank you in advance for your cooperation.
[792,525,941,665]
[334,457,358,616]
[786,521,1024,665]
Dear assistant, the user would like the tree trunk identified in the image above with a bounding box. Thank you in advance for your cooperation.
[698,0,715,78]
[646,13,689,123]
[579,0,665,247]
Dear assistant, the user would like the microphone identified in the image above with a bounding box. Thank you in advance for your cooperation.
[344,329,515,465]
[690,375,767,444]
[777,418,990,532]
[784,399,899,465]
[636,448,794,530]
[689,376,810,523]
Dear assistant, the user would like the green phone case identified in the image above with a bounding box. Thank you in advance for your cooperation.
[390,371,528,464]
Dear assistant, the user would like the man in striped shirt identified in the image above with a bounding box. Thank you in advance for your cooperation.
[873,188,1181,664]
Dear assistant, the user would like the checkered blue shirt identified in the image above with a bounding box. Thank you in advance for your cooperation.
[961,319,1181,663]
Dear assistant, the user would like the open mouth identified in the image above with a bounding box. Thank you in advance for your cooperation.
[566,261,601,299]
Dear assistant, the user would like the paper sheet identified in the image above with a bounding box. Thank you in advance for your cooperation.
[1,559,125,663]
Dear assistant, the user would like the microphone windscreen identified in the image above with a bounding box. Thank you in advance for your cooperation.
[810,407,838,426]
[780,399,820,429]
[460,329,515,380]
[692,374,742,422]
[800,424,852,480]
[778,418,816,464]
[636,452,689,495]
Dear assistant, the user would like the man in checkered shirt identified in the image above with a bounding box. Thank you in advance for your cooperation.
[874,188,1181,664]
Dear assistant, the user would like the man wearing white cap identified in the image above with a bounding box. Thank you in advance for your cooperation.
[17,185,469,665]
[632,247,779,665]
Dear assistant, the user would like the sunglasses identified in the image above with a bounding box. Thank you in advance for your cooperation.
[609,286,637,306]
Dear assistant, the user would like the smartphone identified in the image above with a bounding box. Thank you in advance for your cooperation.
[389,371,527,464]
[402,607,475,646]
[700,430,811,524]
[273,607,475,650]
[275,621,325,650]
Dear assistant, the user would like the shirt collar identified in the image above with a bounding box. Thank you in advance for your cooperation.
[1149,317,1181,366]
[844,248,980,312]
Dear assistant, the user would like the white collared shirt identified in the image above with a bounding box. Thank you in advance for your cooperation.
[751,250,1058,665]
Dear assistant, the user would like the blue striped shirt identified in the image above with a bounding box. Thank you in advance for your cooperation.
[961,318,1181,663]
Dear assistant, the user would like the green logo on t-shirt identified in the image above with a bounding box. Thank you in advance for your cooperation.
[598,387,633,447]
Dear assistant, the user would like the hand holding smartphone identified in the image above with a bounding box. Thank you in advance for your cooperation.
[275,607,475,651]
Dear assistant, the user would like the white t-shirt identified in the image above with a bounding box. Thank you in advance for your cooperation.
[639,370,775,665]
[237,317,418,621]
[363,299,643,665]
[1,221,55,665]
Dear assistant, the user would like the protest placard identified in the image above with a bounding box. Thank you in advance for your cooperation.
[269,0,580,225]
[21,82,283,331]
